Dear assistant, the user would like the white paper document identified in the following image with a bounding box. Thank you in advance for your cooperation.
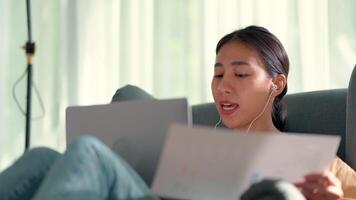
[151,124,340,200]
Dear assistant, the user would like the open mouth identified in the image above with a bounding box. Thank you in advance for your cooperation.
[220,102,239,115]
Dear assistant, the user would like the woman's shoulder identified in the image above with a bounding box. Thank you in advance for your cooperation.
[331,157,355,174]
[331,157,356,199]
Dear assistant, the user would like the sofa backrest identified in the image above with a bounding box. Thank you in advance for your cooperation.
[284,89,347,159]
[346,66,356,169]
[191,89,347,161]
[112,65,356,169]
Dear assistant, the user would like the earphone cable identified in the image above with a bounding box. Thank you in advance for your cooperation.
[246,89,275,133]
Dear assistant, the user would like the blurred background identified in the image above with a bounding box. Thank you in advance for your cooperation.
[0,0,355,171]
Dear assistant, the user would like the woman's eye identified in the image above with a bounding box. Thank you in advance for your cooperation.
[235,74,249,78]
[214,74,223,78]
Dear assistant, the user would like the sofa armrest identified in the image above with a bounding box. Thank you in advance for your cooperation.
[346,65,356,169]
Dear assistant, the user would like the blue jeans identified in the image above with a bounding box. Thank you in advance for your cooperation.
[0,147,60,200]
[0,136,305,200]
[0,136,158,200]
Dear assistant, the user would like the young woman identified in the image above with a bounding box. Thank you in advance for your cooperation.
[212,26,355,200]
[1,26,354,200]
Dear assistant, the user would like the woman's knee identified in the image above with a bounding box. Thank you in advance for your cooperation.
[65,135,116,161]
[66,135,130,174]
[0,147,60,200]
[67,135,106,152]
[3,147,60,174]
[24,147,60,163]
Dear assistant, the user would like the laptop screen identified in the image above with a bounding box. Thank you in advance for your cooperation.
[66,98,192,186]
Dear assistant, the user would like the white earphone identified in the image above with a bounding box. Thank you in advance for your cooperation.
[271,84,277,92]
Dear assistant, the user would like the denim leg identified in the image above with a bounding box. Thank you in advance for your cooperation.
[0,147,60,200]
[33,136,159,200]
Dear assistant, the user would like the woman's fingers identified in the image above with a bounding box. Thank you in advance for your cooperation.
[304,172,342,187]
[294,172,343,200]
[295,182,342,200]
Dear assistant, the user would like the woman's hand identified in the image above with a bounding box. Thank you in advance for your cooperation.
[294,171,343,200]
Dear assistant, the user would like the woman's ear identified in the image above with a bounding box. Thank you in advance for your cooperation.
[272,74,287,96]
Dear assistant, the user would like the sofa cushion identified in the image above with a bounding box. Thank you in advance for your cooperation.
[285,89,347,160]
[191,103,221,127]
[111,85,155,103]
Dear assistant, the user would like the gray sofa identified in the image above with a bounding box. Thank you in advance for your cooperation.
[112,66,356,175]
[0,67,354,200]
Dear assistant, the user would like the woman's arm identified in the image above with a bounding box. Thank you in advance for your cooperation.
[331,157,356,199]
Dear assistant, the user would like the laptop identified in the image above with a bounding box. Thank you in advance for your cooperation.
[151,124,340,200]
[66,98,192,186]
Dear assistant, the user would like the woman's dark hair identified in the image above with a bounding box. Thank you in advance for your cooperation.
[216,25,289,131]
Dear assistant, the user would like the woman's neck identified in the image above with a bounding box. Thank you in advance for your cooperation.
[234,124,279,133]
[233,112,280,133]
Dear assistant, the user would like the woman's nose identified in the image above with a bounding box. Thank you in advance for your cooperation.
[217,77,233,94]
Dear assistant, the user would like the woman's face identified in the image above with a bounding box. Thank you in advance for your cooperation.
[211,40,275,130]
